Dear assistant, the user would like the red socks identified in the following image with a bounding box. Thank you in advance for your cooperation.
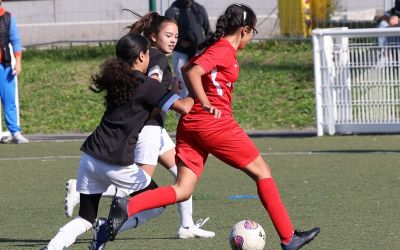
[257,178,294,244]
[125,179,293,244]
[127,186,177,217]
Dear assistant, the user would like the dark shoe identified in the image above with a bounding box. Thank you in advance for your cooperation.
[281,227,320,250]
[89,218,108,250]
[107,197,129,241]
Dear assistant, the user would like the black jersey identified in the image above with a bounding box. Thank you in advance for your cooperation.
[148,47,174,89]
[145,48,174,126]
[81,74,180,165]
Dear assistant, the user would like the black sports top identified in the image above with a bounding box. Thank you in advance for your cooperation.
[145,48,174,126]
[81,73,180,165]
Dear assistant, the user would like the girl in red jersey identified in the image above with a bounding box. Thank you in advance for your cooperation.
[107,4,320,250]
[64,12,214,241]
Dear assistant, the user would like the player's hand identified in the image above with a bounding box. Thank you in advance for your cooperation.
[203,104,221,118]
[13,62,22,76]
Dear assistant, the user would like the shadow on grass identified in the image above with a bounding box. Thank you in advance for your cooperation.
[0,238,51,248]
[0,236,177,248]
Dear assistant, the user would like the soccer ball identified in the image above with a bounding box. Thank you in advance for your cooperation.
[229,220,266,250]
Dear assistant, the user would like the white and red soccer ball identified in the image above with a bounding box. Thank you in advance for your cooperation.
[229,220,266,250]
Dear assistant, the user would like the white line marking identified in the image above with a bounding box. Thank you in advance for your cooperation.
[1,151,398,161]
[0,156,81,161]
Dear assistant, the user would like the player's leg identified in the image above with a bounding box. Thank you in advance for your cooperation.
[158,128,214,238]
[90,179,166,250]
[64,180,122,218]
[107,163,199,241]
[107,129,206,240]
[88,154,165,248]
[65,125,162,217]
[242,156,320,250]
[204,123,319,249]
[44,153,110,249]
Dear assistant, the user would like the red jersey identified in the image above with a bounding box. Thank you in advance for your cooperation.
[181,38,239,130]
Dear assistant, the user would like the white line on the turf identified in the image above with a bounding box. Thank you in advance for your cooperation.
[0,156,80,161]
[1,151,399,161]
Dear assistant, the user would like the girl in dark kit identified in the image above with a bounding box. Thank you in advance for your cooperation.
[43,33,193,250]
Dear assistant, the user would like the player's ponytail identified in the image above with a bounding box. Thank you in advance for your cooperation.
[128,11,159,38]
[91,33,150,107]
[199,4,257,50]
[198,15,227,50]
[126,10,176,43]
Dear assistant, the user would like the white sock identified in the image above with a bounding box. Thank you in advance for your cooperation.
[169,165,194,227]
[46,216,92,250]
[179,196,194,227]
[168,165,178,178]
[119,207,165,233]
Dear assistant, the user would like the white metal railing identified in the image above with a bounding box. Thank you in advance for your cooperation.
[313,27,400,136]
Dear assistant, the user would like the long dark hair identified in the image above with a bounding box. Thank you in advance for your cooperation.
[199,4,257,50]
[91,33,150,107]
[125,10,177,42]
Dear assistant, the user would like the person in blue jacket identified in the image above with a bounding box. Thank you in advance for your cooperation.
[0,0,28,143]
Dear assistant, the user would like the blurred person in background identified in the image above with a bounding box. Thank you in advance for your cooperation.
[0,0,28,143]
[376,0,400,46]
[165,0,211,98]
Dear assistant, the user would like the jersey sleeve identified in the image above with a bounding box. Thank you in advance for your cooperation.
[193,43,230,73]
[147,52,169,80]
[9,15,22,54]
[144,78,181,112]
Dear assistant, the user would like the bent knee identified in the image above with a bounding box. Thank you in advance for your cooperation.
[242,156,273,181]
[172,185,193,202]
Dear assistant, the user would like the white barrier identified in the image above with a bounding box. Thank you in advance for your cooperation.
[313,27,400,136]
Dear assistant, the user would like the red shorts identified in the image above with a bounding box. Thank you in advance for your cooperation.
[175,120,259,178]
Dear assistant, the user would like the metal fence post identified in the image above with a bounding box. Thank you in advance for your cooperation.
[313,31,324,136]
[149,0,157,12]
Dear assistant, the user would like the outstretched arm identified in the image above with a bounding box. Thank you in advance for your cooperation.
[171,96,194,115]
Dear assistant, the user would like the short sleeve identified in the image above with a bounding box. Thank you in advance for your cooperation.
[148,52,169,80]
[143,78,180,112]
[193,42,231,73]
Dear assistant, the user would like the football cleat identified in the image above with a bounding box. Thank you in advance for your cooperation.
[89,218,109,250]
[177,217,215,239]
[65,179,80,218]
[107,197,129,241]
[281,227,320,250]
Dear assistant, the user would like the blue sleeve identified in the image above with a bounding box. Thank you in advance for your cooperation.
[144,77,180,112]
[9,15,22,53]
